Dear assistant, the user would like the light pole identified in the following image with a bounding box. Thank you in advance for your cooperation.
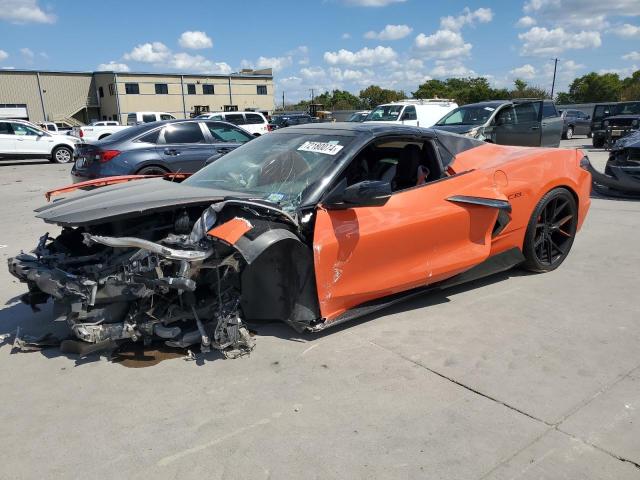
[550,58,558,99]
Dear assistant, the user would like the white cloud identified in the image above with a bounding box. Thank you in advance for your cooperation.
[364,24,413,40]
[429,60,476,78]
[440,7,493,31]
[510,64,537,79]
[622,51,640,61]
[96,61,130,72]
[516,16,537,28]
[124,42,171,63]
[341,33,351,39]
[300,66,326,80]
[323,46,397,66]
[615,23,640,38]
[328,67,374,83]
[0,50,8,61]
[522,0,637,30]
[414,30,472,59]
[342,0,406,6]
[178,31,213,49]
[168,53,232,74]
[0,0,56,24]
[598,65,639,77]
[257,56,293,71]
[518,27,601,56]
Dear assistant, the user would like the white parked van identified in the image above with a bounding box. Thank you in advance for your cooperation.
[127,112,176,126]
[364,99,458,128]
[197,111,270,136]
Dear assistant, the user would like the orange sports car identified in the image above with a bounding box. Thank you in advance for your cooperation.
[9,123,591,357]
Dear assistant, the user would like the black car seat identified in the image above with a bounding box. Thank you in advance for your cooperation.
[392,144,423,191]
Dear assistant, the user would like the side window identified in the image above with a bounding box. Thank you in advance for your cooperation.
[514,102,539,123]
[187,84,196,95]
[205,122,253,143]
[202,84,214,95]
[12,123,40,136]
[160,114,173,120]
[0,122,14,135]
[142,114,157,123]
[163,123,206,144]
[127,114,136,124]
[257,85,268,95]
[98,86,104,98]
[225,114,246,125]
[137,129,160,144]
[155,83,168,94]
[108,83,115,95]
[340,138,442,193]
[593,105,610,121]
[401,106,417,121]
[542,103,558,119]
[496,106,516,125]
[245,113,264,124]
[125,83,140,94]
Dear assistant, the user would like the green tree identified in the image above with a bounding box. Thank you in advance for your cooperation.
[509,79,549,100]
[566,72,622,103]
[358,85,405,109]
[413,77,500,105]
[620,70,640,101]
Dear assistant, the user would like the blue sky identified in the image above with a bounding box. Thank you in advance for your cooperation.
[0,0,639,100]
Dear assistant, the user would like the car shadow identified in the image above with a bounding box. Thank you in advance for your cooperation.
[252,268,533,342]
[0,159,52,167]
[0,268,534,367]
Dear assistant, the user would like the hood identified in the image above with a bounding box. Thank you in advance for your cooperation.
[35,178,243,226]
[432,124,475,134]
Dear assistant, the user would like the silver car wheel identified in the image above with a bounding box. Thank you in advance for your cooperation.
[54,147,72,163]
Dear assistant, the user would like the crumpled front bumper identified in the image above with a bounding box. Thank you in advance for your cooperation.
[584,159,640,197]
[8,254,97,306]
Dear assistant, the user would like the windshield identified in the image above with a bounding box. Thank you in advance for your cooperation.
[184,132,353,211]
[612,102,640,115]
[436,105,497,126]
[366,105,404,122]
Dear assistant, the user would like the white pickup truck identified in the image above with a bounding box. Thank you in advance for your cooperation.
[71,121,129,142]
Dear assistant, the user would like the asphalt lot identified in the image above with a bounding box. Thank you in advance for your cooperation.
[0,137,639,479]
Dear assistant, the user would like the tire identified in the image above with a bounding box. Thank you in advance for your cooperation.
[51,145,73,164]
[565,126,573,140]
[587,131,592,138]
[593,137,604,148]
[137,165,169,175]
[522,188,578,273]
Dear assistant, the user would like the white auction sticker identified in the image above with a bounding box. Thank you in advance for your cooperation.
[298,141,344,155]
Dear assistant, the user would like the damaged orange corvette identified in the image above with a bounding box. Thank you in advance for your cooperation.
[8,123,591,357]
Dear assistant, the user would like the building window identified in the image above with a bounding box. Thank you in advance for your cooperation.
[155,83,168,94]
[98,87,104,98]
[257,85,268,95]
[108,83,115,96]
[125,83,140,94]
[202,84,214,95]
[187,84,196,95]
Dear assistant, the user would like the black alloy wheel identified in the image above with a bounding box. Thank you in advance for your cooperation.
[522,188,578,272]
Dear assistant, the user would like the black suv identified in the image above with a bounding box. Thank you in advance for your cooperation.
[591,101,640,148]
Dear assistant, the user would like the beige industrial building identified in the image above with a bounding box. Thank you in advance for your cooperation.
[0,68,275,126]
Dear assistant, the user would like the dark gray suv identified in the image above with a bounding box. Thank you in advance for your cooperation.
[71,119,253,183]
[434,99,563,147]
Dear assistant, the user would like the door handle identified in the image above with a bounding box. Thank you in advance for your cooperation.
[164,149,179,155]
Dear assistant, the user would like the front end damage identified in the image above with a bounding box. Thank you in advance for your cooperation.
[588,131,640,197]
[8,198,320,357]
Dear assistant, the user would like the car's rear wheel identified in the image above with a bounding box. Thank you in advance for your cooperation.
[522,188,578,273]
[565,126,573,140]
[593,137,604,148]
[51,146,73,164]
[137,165,168,176]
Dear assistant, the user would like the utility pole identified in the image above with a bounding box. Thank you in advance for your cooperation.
[310,88,315,103]
[282,91,285,111]
[550,58,558,99]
